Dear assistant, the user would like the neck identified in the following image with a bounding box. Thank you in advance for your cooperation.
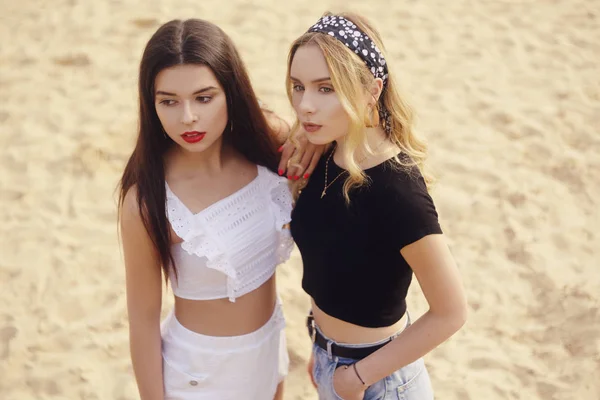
[169,137,231,177]
[334,126,389,165]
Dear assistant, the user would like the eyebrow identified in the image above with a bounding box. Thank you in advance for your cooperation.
[155,86,219,96]
[290,76,332,84]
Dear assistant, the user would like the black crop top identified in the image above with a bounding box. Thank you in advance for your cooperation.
[290,150,442,328]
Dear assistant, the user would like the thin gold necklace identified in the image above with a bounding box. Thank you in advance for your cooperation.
[321,139,387,199]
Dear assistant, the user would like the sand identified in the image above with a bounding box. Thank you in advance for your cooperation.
[1,0,599,399]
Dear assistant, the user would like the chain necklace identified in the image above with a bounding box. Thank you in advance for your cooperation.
[321,139,387,199]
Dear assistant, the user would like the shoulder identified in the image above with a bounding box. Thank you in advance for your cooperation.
[257,162,286,182]
[371,159,430,204]
[259,165,292,199]
[368,158,439,223]
[369,159,442,248]
[120,185,143,226]
[119,185,157,251]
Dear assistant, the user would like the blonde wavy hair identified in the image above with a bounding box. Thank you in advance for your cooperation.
[286,11,434,202]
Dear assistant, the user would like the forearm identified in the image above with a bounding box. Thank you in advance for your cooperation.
[356,310,466,386]
[130,325,165,400]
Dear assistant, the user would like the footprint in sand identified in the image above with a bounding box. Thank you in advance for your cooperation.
[469,356,506,370]
[1,325,18,360]
[52,54,91,67]
[130,18,160,29]
[26,376,61,397]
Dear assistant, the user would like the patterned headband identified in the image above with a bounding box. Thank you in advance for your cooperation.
[308,15,389,85]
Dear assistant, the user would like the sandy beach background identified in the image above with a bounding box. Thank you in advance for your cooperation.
[1,0,599,399]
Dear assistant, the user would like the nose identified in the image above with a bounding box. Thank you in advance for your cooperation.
[181,100,198,125]
[297,91,316,116]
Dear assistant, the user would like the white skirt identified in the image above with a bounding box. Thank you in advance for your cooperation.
[161,301,289,400]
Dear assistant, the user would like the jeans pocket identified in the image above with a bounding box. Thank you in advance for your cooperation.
[328,364,387,400]
[312,347,344,400]
[362,371,387,400]
[391,359,434,400]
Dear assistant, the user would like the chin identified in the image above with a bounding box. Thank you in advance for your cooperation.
[305,134,335,146]
[176,140,207,151]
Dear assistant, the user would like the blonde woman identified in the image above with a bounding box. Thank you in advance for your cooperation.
[287,12,468,400]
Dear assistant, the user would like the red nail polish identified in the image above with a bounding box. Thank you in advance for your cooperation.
[294,176,299,180]
[303,173,309,179]
[278,169,284,176]
[278,145,283,152]
[287,176,292,180]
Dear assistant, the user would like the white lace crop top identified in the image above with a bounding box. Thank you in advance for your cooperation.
[165,165,293,302]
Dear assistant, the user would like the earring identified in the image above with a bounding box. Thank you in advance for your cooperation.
[364,104,380,128]
[378,107,392,135]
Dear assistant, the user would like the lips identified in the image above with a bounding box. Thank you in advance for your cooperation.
[181,131,206,144]
[302,123,322,133]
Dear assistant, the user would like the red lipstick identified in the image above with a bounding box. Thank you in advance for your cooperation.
[181,131,206,144]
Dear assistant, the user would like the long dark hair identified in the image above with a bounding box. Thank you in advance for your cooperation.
[118,19,280,281]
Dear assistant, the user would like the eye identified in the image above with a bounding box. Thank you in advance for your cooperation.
[292,84,304,92]
[159,99,177,106]
[319,86,334,93]
[196,96,212,103]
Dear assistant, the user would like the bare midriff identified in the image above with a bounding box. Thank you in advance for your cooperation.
[311,300,407,344]
[174,275,277,336]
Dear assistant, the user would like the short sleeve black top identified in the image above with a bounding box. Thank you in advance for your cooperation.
[290,150,442,328]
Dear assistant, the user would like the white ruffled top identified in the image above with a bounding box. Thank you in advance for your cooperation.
[165,165,293,302]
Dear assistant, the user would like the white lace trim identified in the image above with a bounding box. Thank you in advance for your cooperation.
[165,166,293,301]
[265,169,294,265]
[277,229,294,265]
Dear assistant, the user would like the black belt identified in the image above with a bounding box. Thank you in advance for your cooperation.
[306,313,393,360]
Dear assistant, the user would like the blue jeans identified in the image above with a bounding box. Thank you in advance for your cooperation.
[311,315,434,400]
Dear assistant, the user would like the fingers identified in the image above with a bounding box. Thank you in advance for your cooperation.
[277,141,295,176]
[290,141,326,180]
[304,145,324,179]
[287,148,306,180]
[291,146,314,179]
[277,129,328,181]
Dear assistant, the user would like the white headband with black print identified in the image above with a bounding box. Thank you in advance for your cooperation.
[308,15,393,134]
